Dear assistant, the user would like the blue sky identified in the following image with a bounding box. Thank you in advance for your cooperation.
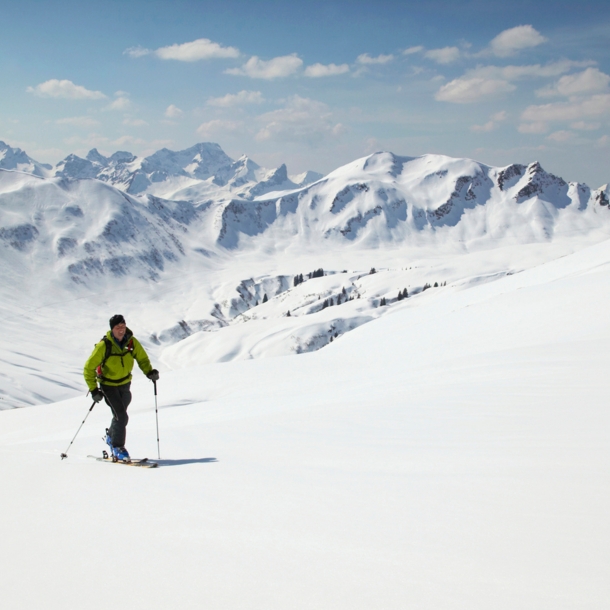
[1,0,609,186]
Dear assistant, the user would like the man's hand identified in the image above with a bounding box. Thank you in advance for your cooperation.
[147,369,160,382]
[91,388,104,403]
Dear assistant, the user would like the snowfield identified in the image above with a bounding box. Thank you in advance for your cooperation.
[1,141,609,608]
[1,237,609,609]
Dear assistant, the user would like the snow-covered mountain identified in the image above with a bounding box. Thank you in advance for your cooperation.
[0,141,609,408]
[54,142,323,200]
[2,139,609,608]
[0,140,52,177]
[216,152,610,248]
[3,146,608,291]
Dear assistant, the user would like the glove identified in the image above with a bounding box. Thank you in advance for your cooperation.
[147,369,160,382]
[91,388,104,403]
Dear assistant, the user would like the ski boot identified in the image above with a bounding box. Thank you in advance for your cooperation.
[112,446,131,462]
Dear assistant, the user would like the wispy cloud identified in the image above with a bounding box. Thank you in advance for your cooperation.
[356,53,394,65]
[436,78,515,103]
[55,116,100,128]
[471,111,507,132]
[522,93,610,122]
[27,79,106,100]
[547,130,575,143]
[255,96,345,145]
[403,46,424,56]
[435,61,595,104]
[226,54,303,79]
[196,119,243,138]
[105,94,131,111]
[123,118,148,127]
[570,121,601,131]
[518,121,549,134]
[425,47,460,65]
[125,38,239,61]
[304,63,350,77]
[207,90,264,107]
[165,104,183,118]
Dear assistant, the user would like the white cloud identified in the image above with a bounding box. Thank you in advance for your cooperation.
[522,94,610,122]
[356,53,394,65]
[225,54,303,79]
[547,130,575,143]
[165,104,183,118]
[491,110,508,121]
[304,63,350,77]
[126,38,239,62]
[124,46,151,58]
[196,119,243,138]
[471,121,495,133]
[55,116,100,128]
[536,68,610,98]
[207,90,264,107]
[518,122,549,134]
[123,118,148,127]
[105,96,131,111]
[64,133,110,148]
[255,95,344,145]
[113,135,147,147]
[571,121,601,131]
[27,79,106,100]
[468,60,594,82]
[471,110,508,132]
[437,61,595,105]
[403,46,424,55]
[424,47,460,65]
[435,78,515,103]
[489,25,547,57]
[597,135,609,147]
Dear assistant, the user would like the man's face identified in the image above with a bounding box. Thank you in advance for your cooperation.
[112,323,127,341]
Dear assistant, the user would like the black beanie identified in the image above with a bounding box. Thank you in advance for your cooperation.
[109,314,126,329]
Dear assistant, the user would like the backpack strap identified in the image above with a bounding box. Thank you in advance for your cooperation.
[95,336,134,385]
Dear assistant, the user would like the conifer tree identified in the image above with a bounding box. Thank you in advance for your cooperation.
[263,294,268,303]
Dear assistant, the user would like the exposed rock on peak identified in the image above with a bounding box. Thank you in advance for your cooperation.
[0,141,51,177]
[514,161,568,205]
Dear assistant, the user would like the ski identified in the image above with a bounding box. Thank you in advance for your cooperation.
[87,455,158,468]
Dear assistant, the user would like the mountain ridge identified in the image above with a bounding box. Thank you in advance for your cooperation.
[1,145,609,289]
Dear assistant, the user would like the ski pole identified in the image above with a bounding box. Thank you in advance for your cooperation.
[60,401,96,459]
[153,380,160,460]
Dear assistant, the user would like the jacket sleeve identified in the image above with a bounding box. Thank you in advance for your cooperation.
[132,338,153,376]
[83,341,106,391]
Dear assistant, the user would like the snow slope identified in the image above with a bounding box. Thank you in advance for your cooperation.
[1,237,609,609]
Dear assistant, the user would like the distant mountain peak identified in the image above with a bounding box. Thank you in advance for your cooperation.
[0,140,51,177]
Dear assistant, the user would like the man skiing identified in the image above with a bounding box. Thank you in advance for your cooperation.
[83,314,159,462]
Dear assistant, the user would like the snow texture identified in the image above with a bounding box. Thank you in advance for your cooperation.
[0,141,609,607]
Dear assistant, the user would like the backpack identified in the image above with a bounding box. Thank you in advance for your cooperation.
[95,335,134,384]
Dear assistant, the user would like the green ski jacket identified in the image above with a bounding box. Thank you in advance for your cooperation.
[83,329,153,391]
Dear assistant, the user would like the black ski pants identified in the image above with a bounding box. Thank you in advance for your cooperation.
[101,383,132,447]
